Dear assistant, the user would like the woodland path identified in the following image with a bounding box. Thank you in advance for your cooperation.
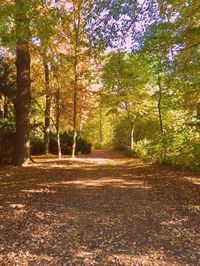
[0,150,199,265]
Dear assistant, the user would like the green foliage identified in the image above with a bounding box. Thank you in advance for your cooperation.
[82,106,115,149]
[0,56,16,97]
[112,116,160,150]
[132,129,200,171]
[113,118,130,150]
[83,45,200,172]
[0,117,15,132]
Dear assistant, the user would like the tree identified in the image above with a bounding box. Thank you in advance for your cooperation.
[0,0,56,164]
[101,52,153,151]
[43,52,51,155]
[52,63,62,159]
[59,0,96,158]
[14,0,31,165]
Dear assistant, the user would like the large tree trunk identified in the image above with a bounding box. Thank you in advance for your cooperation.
[14,41,31,165]
[14,0,31,165]
[43,57,51,155]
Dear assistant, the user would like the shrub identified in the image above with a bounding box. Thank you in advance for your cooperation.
[0,130,15,164]
[130,139,150,158]
[132,129,200,171]
[76,136,92,154]
[31,131,92,155]
[31,138,44,155]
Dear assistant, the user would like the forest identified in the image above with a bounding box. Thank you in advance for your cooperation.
[0,0,200,265]
[0,0,199,169]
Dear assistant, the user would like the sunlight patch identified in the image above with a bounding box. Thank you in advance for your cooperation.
[48,178,152,189]
[68,158,115,165]
[184,176,200,186]
[21,188,56,194]
[10,203,25,209]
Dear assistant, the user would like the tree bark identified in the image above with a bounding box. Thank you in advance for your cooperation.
[197,102,200,118]
[71,2,80,158]
[157,73,163,133]
[14,0,31,165]
[99,104,103,149]
[72,74,78,158]
[130,122,134,152]
[57,128,62,160]
[0,96,3,120]
[3,97,9,119]
[14,41,31,165]
[43,57,51,155]
[56,80,62,159]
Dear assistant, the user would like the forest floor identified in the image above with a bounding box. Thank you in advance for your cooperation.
[0,150,199,266]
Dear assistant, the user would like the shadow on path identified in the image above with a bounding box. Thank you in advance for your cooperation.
[0,150,199,265]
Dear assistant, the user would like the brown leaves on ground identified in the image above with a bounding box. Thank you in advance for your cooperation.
[0,150,199,265]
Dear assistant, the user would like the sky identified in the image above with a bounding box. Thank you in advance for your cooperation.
[105,0,149,53]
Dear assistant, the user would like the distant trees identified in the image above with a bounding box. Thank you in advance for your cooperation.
[83,43,199,170]
[100,52,153,151]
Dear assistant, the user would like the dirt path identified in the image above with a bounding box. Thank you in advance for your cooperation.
[0,150,199,265]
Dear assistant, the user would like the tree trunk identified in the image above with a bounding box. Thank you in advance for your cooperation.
[14,40,31,165]
[71,3,80,158]
[99,104,103,149]
[130,122,134,152]
[72,129,77,158]
[197,102,200,118]
[72,79,78,158]
[57,130,62,159]
[157,73,163,133]
[14,0,31,165]
[43,57,51,155]
[0,96,3,120]
[56,81,62,159]
[3,96,9,119]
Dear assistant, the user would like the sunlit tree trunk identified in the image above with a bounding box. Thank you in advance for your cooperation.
[3,97,9,118]
[99,104,103,149]
[72,66,78,158]
[130,122,134,152]
[43,56,51,155]
[14,0,31,165]
[157,73,163,133]
[71,2,81,158]
[0,96,4,120]
[56,80,62,159]
[0,96,3,120]
[57,123,62,159]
